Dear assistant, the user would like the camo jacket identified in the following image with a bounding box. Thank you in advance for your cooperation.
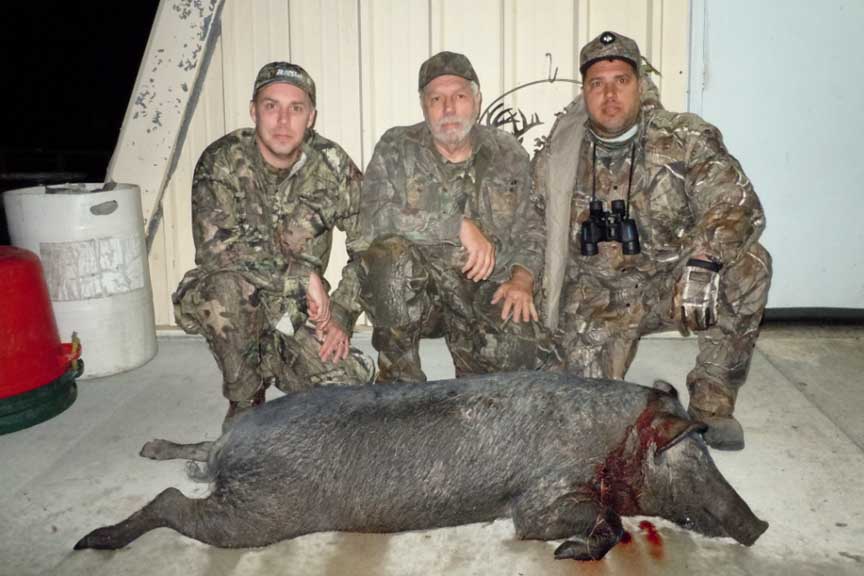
[564,109,765,290]
[175,128,362,329]
[333,122,545,322]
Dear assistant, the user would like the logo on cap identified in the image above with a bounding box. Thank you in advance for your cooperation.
[276,68,303,80]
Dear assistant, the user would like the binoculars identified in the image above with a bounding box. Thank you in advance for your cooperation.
[579,199,641,256]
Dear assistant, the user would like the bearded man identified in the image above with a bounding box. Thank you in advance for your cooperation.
[337,51,556,383]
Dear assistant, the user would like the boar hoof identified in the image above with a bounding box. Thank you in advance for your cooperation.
[74,527,121,550]
[553,538,610,561]
[140,439,172,460]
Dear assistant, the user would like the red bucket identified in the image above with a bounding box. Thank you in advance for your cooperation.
[0,246,81,433]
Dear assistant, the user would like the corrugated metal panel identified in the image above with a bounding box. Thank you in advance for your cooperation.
[220,0,292,133]
[150,0,689,326]
[159,34,228,324]
[359,0,431,156]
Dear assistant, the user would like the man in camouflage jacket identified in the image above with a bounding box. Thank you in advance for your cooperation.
[534,32,771,450]
[173,62,374,429]
[337,51,556,383]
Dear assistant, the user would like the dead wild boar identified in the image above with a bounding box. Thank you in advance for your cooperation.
[75,371,768,560]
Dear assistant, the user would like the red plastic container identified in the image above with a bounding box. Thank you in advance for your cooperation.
[0,246,80,433]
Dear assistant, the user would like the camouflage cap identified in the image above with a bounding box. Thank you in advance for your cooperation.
[253,62,317,105]
[579,31,641,76]
[418,51,479,91]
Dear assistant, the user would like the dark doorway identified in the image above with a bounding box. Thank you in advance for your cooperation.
[1,3,160,244]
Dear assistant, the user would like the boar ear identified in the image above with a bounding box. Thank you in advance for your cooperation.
[651,379,678,398]
[652,414,708,455]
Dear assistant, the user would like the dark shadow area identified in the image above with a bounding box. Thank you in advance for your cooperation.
[1,3,160,244]
[764,308,864,325]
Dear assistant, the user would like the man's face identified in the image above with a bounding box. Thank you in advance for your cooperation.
[582,59,641,138]
[421,75,481,148]
[250,83,316,169]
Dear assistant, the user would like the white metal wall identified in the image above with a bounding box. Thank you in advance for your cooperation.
[148,0,690,326]
[690,0,864,309]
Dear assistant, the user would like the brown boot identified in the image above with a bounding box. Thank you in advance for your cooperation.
[688,405,745,451]
[687,378,743,450]
[372,327,426,384]
[223,389,265,433]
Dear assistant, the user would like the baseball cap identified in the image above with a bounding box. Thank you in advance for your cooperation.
[579,31,641,76]
[253,62,317,105]
[418,51,479,91]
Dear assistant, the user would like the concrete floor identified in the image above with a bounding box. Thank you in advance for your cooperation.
[1,324,863,576]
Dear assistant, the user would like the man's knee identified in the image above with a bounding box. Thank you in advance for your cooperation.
[361,235,431,326]
[556,279,648,377]
[457,312,556,373]
[177,271,257,309]
[721,242,772,315]
[174,271,259,338]
[272,327,376,392]
[362,235,425,286]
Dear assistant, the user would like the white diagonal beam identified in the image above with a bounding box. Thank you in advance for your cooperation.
[106,0,226,251]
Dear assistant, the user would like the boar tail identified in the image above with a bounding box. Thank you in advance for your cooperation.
[652,380,679,398]
[185,461,214,483]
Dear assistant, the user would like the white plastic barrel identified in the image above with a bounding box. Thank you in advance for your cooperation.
[3,183,157,378]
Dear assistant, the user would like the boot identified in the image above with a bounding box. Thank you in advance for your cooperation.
[372,326,426,384]
[223,388,266,433]
[349,348,378,385]
[688,405,745,451]
[376,349,425,383]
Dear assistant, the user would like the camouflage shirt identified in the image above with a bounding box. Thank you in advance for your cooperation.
[334,122,544,319]
[177,128,362,329]
[566,109,765,289]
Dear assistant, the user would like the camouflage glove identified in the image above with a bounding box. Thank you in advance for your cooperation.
[675,258,722,332]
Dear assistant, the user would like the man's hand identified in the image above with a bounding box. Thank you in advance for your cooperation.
[673,258,722,332]
[318,323,351,363]
[306,272,331,330]
[460,218,495,282]
[306,272,351,363]
[491,266,538,323]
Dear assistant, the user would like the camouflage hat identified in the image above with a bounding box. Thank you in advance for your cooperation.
[579,31,641,76]
[253,62,317,105]
[418,51,479,91]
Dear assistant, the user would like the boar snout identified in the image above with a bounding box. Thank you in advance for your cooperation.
[706,476,769,546]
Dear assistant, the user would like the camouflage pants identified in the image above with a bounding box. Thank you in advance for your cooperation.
[173,270,375,402]
[360,235,558,383]
[560,243,772,417]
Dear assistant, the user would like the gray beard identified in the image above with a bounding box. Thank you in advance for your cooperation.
[430,117,473,146]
